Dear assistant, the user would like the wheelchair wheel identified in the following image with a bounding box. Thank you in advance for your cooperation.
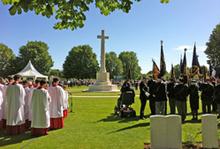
[119,111,124,118]
[132,110,136,117]
[114,106,118,115]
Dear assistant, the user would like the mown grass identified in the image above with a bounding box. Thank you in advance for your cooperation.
[0,86,220,149]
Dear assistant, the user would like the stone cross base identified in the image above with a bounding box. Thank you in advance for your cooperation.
[87,71,119,92]
[87,84,119,92]
[96,71,110,83]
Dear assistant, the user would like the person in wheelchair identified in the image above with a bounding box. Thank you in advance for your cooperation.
[115,80,136,117]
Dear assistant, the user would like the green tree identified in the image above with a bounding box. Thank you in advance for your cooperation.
[1,0,169,30]
[119,51,141,80]
[205,23,220,67]
[146,71,153,78]
[200,65,208,75]
[63,45,99,79]
[49,69,63,78]
[173,64,181,79]
[0,43,16,77]
[15,41,53,75]
[106,52,123,79]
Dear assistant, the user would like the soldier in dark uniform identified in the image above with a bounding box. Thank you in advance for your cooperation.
[214,79,220,118]
[139,77,149,119]
[211,81,217,113]
[147,79,157,115]
[155,79,167,115]
[167,79,176,114]
[188,80,199,120]
[135,80,139,90]
[174,76,189,122]
[199,81,214,114]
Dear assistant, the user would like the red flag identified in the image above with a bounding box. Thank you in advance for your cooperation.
[152,59,160,80]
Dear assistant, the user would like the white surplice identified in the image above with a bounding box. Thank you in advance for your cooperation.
[28,88,34,121]
[6,84,26,126]
[31,88,51,128]
[48,86,65,118]
[64,91,69,110]
[0,84,4,120]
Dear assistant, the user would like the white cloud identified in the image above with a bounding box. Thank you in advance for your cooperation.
[174,45,192,51]
[197,45,207,52]
[174,45,207,53]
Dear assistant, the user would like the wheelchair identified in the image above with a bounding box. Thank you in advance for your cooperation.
[114,90,136,118]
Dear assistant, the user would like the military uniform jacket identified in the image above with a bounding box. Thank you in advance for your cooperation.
[155,82,167,102]
[139,81,149,100]
[174,83,188,102]
[214,84,220,104]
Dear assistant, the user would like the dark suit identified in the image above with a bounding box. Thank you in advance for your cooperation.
[139,81,149,118]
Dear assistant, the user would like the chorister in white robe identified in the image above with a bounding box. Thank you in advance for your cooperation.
[0,84,4,120]
[31,88,51,128]
[64,91,69,110]
[6,84,26,126]
[2,85,7,120]
[28,88,34,121]
[48,86,65,118]
[24,87,32,121]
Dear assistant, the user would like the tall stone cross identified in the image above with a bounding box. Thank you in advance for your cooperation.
[97,30,109,72]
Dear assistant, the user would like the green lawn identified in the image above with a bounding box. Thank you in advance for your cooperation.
[0,86,220,149]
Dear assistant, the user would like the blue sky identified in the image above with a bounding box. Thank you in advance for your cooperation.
[1,0,220,73]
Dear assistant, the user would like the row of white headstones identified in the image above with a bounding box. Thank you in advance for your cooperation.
[150,114,218,149]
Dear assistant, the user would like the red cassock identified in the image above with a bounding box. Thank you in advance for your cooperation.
[50,117,64,129]
[63,109,68,118]
[0,120,3,129]
[31,128,48,136]
[6,124,26,135]
[1,119,6,129]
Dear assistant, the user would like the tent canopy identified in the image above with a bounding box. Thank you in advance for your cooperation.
[17,60,48,80]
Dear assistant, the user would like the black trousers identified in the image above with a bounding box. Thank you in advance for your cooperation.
[202,100,212,114]
[140,98,147,117]
[149,98,155,115]
[212,100,217,112]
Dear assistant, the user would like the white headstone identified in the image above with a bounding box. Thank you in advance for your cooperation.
[202,114,218,148]
[150,115,182,149]
[150,115,167,149]
[166,115,182,149]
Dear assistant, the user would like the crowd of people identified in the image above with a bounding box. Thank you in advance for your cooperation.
[0,75,69,136]
[122,76,220,122]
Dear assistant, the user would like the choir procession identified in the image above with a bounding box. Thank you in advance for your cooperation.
[0,76,68,136]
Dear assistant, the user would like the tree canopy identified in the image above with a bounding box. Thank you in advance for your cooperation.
[119,51,141,80]
[106,51,123,79]
[1,0,169,30]
[63,45,99,79]
[0,43,16,77]
[49,69,63,78]
[205,23,220,67]
[15,41,53,75]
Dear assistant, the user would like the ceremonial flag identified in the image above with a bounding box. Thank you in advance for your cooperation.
[180,55,183,73]
[171,64,175,79]
[181,48,187,75]
[159,40,166,78]
[191,43,200,77]
[152,59,160,80]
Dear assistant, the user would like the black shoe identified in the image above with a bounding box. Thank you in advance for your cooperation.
[139,116,145,120]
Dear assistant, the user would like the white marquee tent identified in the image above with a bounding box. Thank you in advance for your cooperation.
[17,60,48,80]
